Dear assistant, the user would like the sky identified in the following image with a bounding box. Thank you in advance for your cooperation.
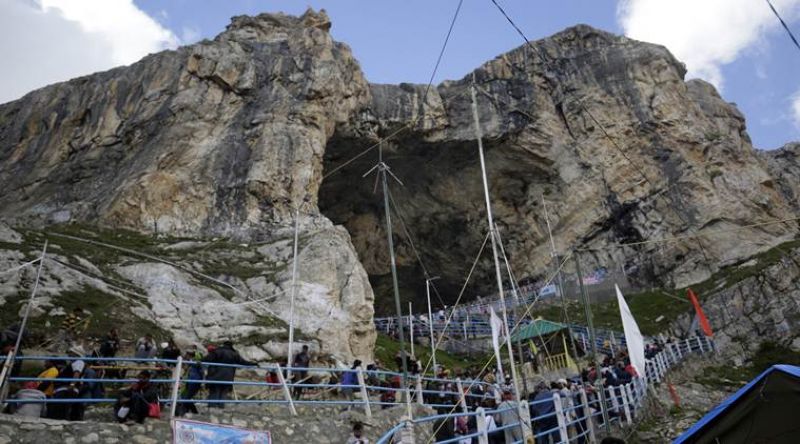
[1,0,799,149]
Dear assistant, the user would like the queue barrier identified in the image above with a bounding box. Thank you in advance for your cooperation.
[0,355,498,421]
[374,335,715,443]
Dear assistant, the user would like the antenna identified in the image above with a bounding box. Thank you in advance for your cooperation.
[364,141,409,404]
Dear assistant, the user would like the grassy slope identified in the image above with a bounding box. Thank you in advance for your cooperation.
[374,333,491,374]
[1,223,291,348]
[532,238,800,335]
[698,342,800,388]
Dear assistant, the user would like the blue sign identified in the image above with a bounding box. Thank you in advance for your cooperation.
[538,284,558,298]
[173,419,272,444]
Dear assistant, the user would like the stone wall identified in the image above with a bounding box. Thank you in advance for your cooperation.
[0,404,433,444]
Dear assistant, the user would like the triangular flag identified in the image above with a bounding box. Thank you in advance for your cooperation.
[616,284,646,381]
[489,306,505,384]
[687,288,713,337]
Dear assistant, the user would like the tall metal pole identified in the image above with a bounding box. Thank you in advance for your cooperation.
[286,206,301,380]
[495,225,529,396]
[543,197,579,360]
[426,277,439,372]
[12,241,47,355]
[408,302,415,358]
[1,241,47,404]
[575,251,611,433]
[470,79,523,403]
[365,143,410,394]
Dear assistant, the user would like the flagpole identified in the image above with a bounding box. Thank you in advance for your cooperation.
[408,302,415,358]
[494,224,529,396]
[470,78,523,404]
[364,142,410,398]
[0,241,47,405]
[575,251,611,433]
[426,277,439,372]
[286,206,301,381]
[543,196,579,360]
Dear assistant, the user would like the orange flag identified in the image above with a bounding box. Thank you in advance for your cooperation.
[687,288,713,337]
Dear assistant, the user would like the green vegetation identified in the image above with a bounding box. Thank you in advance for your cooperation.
[201,260,267,280]
[374,333,491,374]
[698,342,800,389]
[532,237,800,335]
[54,285,170,340]
[0,285,170,347]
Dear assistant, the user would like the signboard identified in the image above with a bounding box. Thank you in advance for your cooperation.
[537,284,558,298]
[173,419,272,444]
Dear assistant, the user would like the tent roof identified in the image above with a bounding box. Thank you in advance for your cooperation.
[510,319,566,342]
[673,364,800,444]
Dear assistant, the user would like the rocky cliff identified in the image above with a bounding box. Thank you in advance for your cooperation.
[0,11,797,358]
[320,25,798,311]
[761,142,800,213]
[0,10,375,365]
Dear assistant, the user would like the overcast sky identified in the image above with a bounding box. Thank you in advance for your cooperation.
[2,0,798,149]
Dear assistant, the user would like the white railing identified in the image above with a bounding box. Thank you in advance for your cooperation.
[377,335,715,443]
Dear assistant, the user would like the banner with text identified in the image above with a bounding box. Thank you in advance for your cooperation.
[173,419,272,444]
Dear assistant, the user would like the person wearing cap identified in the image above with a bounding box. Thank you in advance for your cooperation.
[530,382,558,444]
[161,339,181,365]
[71,357,105,421]
[495,390,523,444]
[203,340,256,408]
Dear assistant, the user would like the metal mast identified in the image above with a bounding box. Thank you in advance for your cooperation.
[364,142,409,391]
[575,252,611,432]
[469,77,522,402]
[542,196,579,359]
[426,276,440,372]
[286,206,301,379]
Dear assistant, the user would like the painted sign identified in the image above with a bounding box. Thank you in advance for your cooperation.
[173,419,272,444]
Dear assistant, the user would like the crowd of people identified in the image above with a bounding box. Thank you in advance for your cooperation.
[2,323,258,424]
[2,315,655,444]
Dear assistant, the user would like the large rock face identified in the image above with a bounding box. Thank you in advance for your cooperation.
[320,25,798,310]
[0,10,375,365]
[760,142,800,213]
[0,10,368,236]
[0,12,797,356]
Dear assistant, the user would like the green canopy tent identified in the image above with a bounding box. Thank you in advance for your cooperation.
[511,319,581,372]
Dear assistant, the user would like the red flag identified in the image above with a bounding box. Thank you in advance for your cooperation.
[687,288,713,337]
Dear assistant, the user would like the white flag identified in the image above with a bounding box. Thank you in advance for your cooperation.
[489,307,505,383]
[616,284,646,381]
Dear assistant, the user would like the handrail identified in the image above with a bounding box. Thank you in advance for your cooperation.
[372,335,714,443]
[3,335,714,443]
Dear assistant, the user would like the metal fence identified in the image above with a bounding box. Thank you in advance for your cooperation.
[0,335,714,442]
[0,354,499,420]
[375,335,714,443]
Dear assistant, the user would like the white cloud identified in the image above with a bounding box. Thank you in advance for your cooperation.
[181,26,202,45]
[792,90,800,129]
[0,0,179,104]
[617,0,800,89]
